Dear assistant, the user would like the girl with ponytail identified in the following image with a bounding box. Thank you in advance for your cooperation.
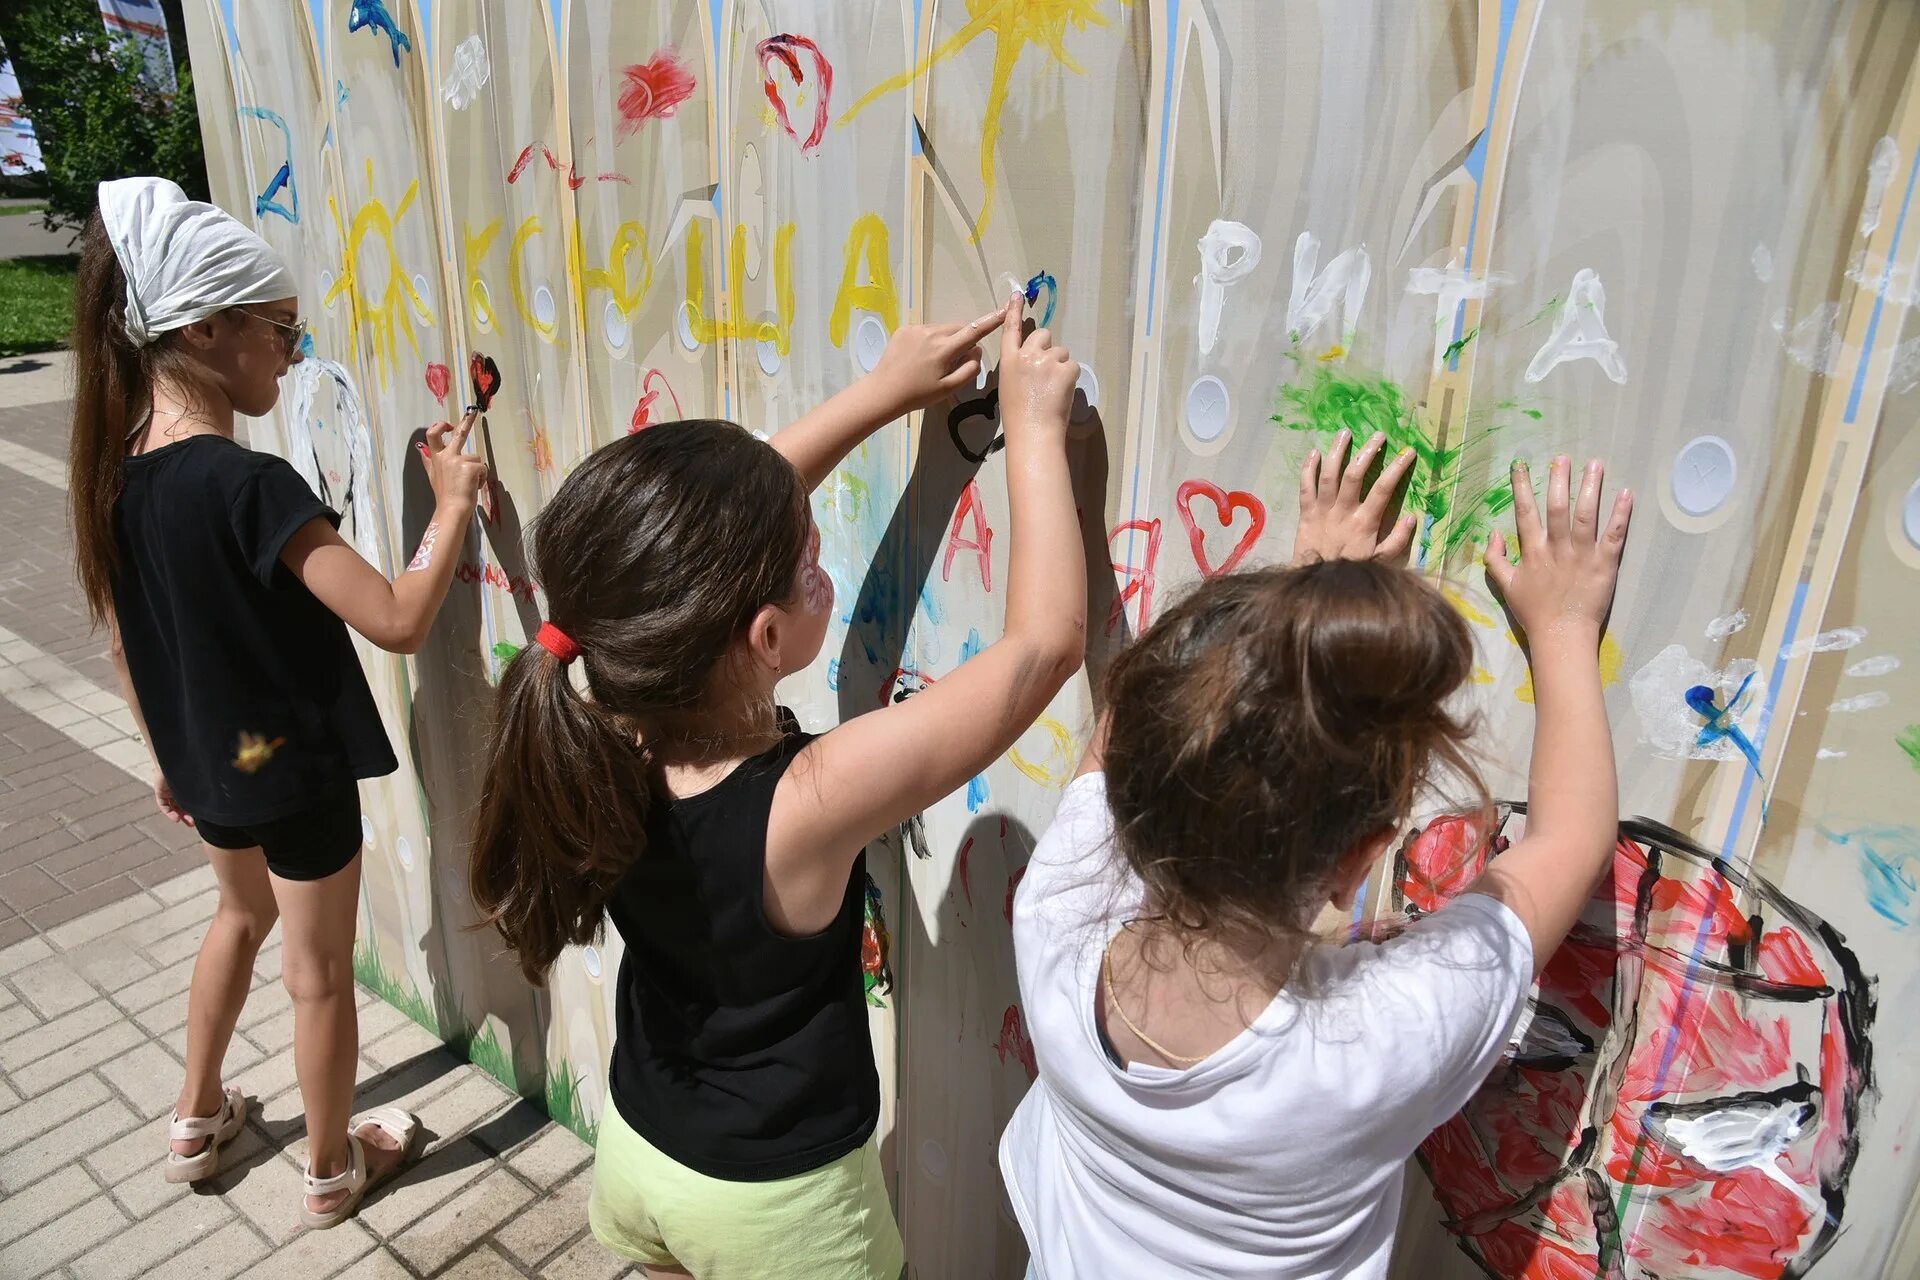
[999,436,1636,1278]
[70,178,486,1227]
[470,295,1087,1278]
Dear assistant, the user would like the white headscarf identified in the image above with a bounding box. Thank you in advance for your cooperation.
[98,176,298,348]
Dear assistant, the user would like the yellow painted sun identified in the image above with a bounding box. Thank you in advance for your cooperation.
[327,159,435,388]
[840,0,1126,242]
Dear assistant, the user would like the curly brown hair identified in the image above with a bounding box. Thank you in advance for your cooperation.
[1101,558,1486,950]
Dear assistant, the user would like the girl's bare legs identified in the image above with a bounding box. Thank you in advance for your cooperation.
[171,844,278,1154]
[271,851,403,1212]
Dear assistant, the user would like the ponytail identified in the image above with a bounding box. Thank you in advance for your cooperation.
[469,639,655,985]
[68,211,208,629]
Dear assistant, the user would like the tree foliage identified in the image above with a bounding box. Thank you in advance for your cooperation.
[0,0,207,230]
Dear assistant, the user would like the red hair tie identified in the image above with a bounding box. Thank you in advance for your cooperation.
[535,622,580,664]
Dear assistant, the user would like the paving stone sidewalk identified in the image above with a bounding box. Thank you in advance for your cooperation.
[0,363,636,1277]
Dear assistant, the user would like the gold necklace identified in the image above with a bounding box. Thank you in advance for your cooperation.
[1102,945,1209,1067]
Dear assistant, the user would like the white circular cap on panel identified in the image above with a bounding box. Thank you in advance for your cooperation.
[533,284,556,328]
[603,301,629,351]
[396,835,413,871]
[360,816,375,850]
[1905,476,1920,549]
[854,314,889,373]
[1186,375,1230,442]
[473,281,494,327]
[757,314,782,376]
[318,270,337,306]
[675,302,699,352]
[919,1140,949,1181]
[1071,363,1098,424]
[582,945,602,980]
[1671,435,1738,517]
[411,273,432,303]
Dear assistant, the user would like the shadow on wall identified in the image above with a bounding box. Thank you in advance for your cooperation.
[398,423,552,1113]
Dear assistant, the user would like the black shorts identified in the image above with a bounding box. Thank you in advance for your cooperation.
[191,784,364,881]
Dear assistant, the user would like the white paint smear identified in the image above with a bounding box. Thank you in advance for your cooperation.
[1646,1095,1822,1213]
[1774,302,1845,376]
[1780,626,1866,659]
[1846,654,1901,677]
[1287,232,1371,347]
[1831,691,1891,713]
[1752,245,1774,282]
[285,356,379,564]
[1629,645,1765,761]
[1817,748,1849,759]
[444,35,489,111]
[1705,610,1750,640]
[1525,268,1627,384]
[1194,220,1262,356]
[1861,136,1900,237]
[1406,257,1510,372]
[1889,334,1920,393]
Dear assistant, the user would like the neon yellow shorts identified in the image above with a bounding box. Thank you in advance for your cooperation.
[588,1098,905,1279]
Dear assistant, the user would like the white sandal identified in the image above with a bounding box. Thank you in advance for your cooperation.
[164,1085,247,1183]
[300,1106,420,1230]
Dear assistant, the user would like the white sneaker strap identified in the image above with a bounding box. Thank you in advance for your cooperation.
[167,1090,234,1143]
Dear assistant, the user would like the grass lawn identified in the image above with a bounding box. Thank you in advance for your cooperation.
[0,203,47,218]
[0,254,76,356]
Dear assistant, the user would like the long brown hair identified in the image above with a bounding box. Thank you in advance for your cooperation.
[1102,558,1483,952]
[470,420,810,983]
[68,211,206,628]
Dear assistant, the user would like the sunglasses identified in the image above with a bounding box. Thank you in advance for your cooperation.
[239,308,309,356]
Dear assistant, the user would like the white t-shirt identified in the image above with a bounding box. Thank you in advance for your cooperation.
[999,773,1534,1279]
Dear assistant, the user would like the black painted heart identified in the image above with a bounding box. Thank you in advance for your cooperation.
[947,389,1003,464]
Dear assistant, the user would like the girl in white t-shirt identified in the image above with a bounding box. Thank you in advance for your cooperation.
[1000,433,1634,1279]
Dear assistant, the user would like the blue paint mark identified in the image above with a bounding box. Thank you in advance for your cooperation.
[1023,271,1058,326]
[1686,675,1764,801]
[1847,142,1920,422]
[959,627,985,664]
[299,332,316,359]
[336,80,349,109]
[966,775,990,813]
[1143,0,1180,336]
[827,659,843,692]
[918,582,944,625]
[1822,822,1920,929]
[238,107,298,224]
[1346,876,1369,942]
[347,0,412,66]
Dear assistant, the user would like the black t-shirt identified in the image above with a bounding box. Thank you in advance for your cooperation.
[606,723,879,1182]
[111,434,396,825]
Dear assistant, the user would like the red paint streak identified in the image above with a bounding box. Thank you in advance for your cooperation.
[1757,927,1826,988]
[1478,1066,1586,1188]
[1004,867,1026,924]
[424,362,450,405]
[1814,1000,1853,1179]
[1421,1114,1509,1219]
[617,49,696,140]
[1175,479,1265,577]
[877,667,935,709]
[994,1005,1037,1081]
[506,143,546,184]
[942,479,994,591]
[1400,812,1496,913]
[628,368,683,433]
[756,34,833,153]
[1535,931,1617,1030]
[1106,517,1162,636]
[456,560,538,604]
[957,837,974,909]
[1625,1166,1811,1278]
[1474,1220,1597,1280]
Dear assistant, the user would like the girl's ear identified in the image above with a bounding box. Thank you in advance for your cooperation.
[1327,827,1397,911]
[744,602,786,674]
[175,314,224,353]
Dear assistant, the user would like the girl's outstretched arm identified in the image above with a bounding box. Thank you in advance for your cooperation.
[765,298,1085,924]
[1473,457,1633,974]
[279,410,489,655]
[771,308,1005,491]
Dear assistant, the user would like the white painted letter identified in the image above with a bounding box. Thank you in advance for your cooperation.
[1525,268,1627,384]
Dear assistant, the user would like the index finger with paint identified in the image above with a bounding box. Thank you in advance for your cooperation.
[999,292,1024,361]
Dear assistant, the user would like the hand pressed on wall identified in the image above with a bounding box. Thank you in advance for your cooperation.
[1291,429,1419,565]
[867,308,1008,417]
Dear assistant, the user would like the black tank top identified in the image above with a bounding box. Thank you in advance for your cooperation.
[604,722,879,1181]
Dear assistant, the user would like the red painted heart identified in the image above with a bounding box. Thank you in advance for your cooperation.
[757,33,833,153]
[424,362,450,405]
[468,351,502,411]
[1176,479,1266,577]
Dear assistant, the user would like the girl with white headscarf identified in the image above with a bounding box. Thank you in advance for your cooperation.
[68,177,487,1229]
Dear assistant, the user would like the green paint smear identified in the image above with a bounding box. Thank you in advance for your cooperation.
[1899,724,1920,773]
[1270,364,1539,562]
[490,641,523,685]
[1442,326,1479,364]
